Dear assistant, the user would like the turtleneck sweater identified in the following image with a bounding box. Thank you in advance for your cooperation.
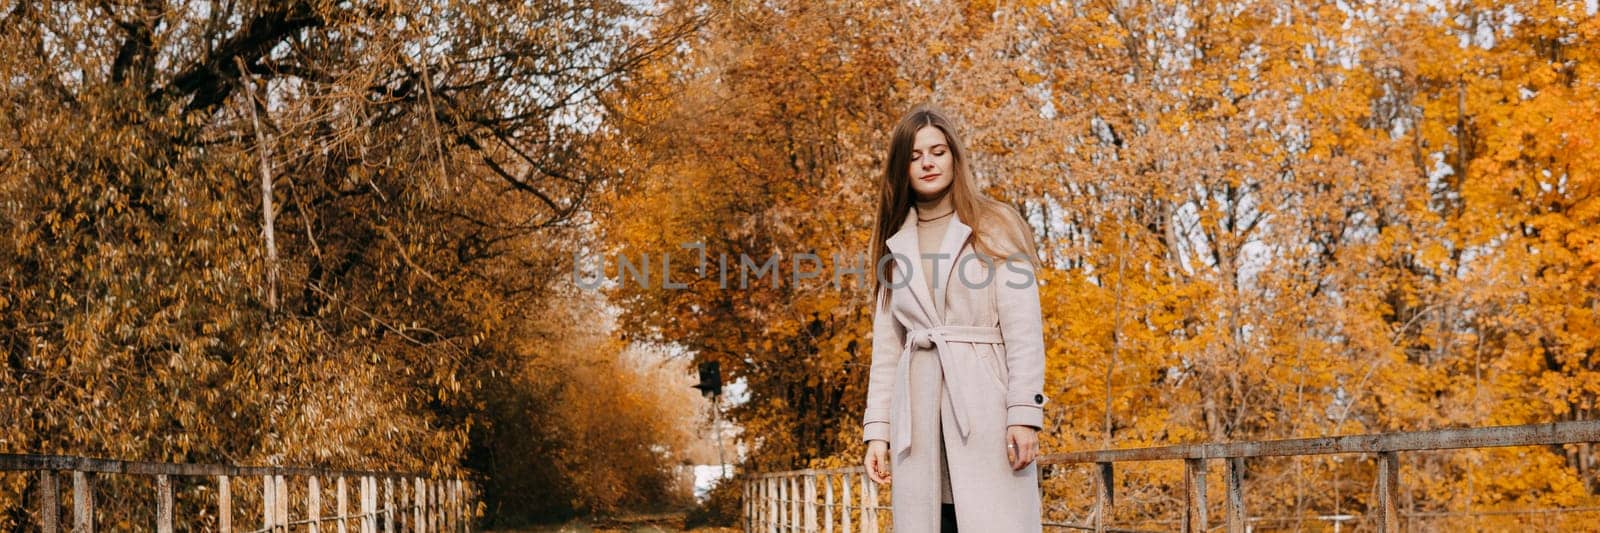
[916,202,954,297]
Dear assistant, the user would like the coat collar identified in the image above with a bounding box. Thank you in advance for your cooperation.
[884,205,972,324]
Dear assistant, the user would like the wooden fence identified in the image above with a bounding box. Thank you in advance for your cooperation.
[743,420,1600,532]
[1,453,475,532]
[745,466,885,533]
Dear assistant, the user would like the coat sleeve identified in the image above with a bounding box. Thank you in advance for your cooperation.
[996,258,1048,430]
[863,284,904,443]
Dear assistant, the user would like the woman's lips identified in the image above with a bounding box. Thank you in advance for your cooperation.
[918,173,942,182]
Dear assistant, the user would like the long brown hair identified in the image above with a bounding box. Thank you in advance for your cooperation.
[870,105,1040,293]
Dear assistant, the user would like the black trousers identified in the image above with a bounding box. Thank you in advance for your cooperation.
[939,406,958,532]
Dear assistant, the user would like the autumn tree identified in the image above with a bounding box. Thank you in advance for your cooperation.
[1,0,703,526]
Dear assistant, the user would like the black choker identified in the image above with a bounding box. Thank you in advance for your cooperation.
[917,210,954,223]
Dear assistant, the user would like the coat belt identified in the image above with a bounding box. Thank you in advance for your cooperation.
[891,325,1006,458]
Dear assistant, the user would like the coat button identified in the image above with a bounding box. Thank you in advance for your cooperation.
[1034,393,1045,404]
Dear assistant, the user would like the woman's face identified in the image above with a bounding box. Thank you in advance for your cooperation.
[907,125,954,200]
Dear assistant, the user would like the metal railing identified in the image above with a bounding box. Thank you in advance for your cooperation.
[1,453,476,532]
[741,420,1600,532]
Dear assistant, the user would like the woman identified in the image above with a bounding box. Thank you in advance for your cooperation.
[861,105,1048,532]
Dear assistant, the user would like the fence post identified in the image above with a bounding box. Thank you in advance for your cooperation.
[1184,458,1207,533]
[430,479,439,533]
[791,475,801,532]
[840,472,853,533]
[414,477,426,533]
[309,476,321,533]
[1226,458,1246,533]
[860,474,878,533]
[39,470,58,533]
[156,474,173,533]
[337,476,349,533]
[276,474,289,532]
[767,477,778,533]
[454,476,467,531]
[804,473,818,533]
[1377,451,1400,533]
[1094,462,1113,533]
[778,475,789,530]
[72,471,92,533]
[218,475,231,533]
[374,476,383,533]
[369,476,380,533]
[262,474,274,532]
[824,473,835,533]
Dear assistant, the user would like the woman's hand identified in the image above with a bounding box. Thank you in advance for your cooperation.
[1006,425,1039,471]
[864,440,893,485]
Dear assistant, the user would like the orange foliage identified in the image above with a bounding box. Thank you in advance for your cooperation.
[605,0,1600,527]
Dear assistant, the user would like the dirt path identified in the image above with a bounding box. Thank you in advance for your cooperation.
[483,512,738,533]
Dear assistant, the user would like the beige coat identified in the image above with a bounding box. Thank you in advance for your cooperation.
[863,207,1048,532]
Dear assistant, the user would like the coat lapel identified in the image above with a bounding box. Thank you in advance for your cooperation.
[933,210,973,324]
[884,206,972,325]
[885,211,936,325]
